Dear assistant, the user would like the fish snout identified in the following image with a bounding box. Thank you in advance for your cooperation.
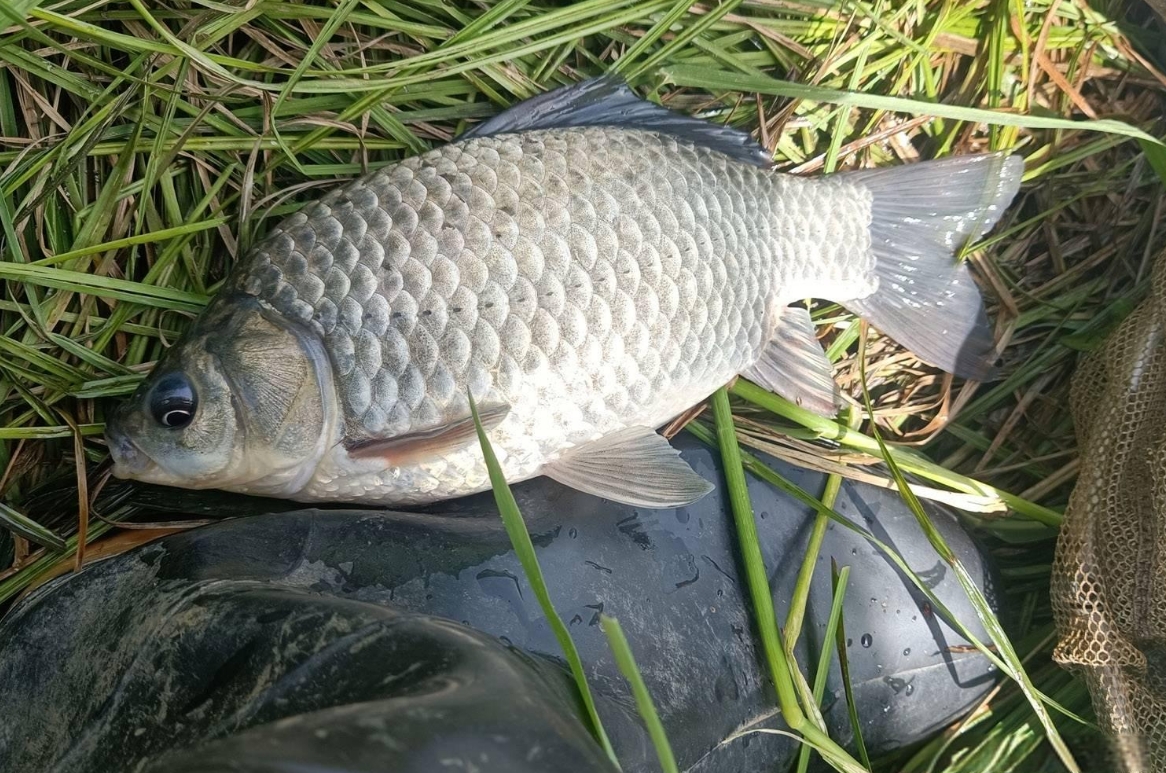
[104,408,152,478]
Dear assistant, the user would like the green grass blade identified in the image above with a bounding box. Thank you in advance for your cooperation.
[660,65,1162,146]
[467,393,619,768]
[796,563,851,773]
[830,561,871,771]
[711,387,867,773]
[855,345,1079,772]
[0,424,105,441]
[599,615,679,773]
[622,0,746,82]
[32,220,230,267]
[268,0,363,174]
[730,380,1063,527]
[712,387,802,719]
[1139,137,1166,188]
[0,264,207,313]
[0,518,118,605]
[609,0,698,77]
[0,503,67,552]
[687,418,1072,716]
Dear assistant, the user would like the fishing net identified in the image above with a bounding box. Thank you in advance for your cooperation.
[1052,248,1166,772]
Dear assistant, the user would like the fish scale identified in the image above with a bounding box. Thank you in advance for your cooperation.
[223,127,870,503]
[107,79,1021,507]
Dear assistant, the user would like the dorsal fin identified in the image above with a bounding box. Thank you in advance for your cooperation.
[459,76,772,168]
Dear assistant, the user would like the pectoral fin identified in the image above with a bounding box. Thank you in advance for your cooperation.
[345,403,511,464]
[743,306,841,416]
[543,426,714,508]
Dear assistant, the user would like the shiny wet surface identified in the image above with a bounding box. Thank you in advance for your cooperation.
[0,436,1000,772]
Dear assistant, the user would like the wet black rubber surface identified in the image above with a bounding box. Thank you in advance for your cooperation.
[0,436,1000,772]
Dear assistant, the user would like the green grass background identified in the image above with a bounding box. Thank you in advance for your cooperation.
[3,1,1166,771]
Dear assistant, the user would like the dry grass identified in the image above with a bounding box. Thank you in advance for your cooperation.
[1,1,1165,770]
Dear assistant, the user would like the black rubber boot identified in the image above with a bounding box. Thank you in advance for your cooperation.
[0,435,1000,772]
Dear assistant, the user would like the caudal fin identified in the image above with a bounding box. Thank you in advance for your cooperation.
[841,152,1023,381]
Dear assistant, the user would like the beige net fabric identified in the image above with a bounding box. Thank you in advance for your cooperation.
[1052,250,1166,773]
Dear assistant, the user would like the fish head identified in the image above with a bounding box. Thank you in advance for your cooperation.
[105,294,338,497]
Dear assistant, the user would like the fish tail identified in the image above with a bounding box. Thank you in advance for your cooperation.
[841,152,1024,380]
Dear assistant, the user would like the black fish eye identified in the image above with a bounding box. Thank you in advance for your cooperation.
[149,373,197,429]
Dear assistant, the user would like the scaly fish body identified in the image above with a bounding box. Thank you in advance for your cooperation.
[106,79,1021,507]
[238,127,868,503]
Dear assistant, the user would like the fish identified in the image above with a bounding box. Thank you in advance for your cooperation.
[104,77,1023,508]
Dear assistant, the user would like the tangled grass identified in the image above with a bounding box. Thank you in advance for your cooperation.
[2,1,1165,770]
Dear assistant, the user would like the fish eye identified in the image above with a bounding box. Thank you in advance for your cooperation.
[148,373,198,429]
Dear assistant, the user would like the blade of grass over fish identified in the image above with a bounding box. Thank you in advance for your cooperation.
[854,335,1080,773]
[599,615,679,773]
[0,503,66,553]
[660,65,1162,146]
[710,388,867,773]
[796,563,851,773]
[467,394,618,768]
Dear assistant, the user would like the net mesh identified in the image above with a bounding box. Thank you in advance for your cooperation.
[1052,249,1166,773]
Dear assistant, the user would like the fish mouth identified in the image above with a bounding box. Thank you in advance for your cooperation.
[104,421,156,480]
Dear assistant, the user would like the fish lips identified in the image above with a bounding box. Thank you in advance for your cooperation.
[104,409,155,479]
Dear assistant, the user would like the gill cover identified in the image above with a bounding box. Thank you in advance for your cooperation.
[106,294,335,496]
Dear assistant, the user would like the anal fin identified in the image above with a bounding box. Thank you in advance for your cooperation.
[743,306,840,416]
[543,426,714,508]
[346,403,511,464]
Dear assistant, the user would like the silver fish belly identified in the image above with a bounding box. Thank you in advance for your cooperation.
[239,127,870,504]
